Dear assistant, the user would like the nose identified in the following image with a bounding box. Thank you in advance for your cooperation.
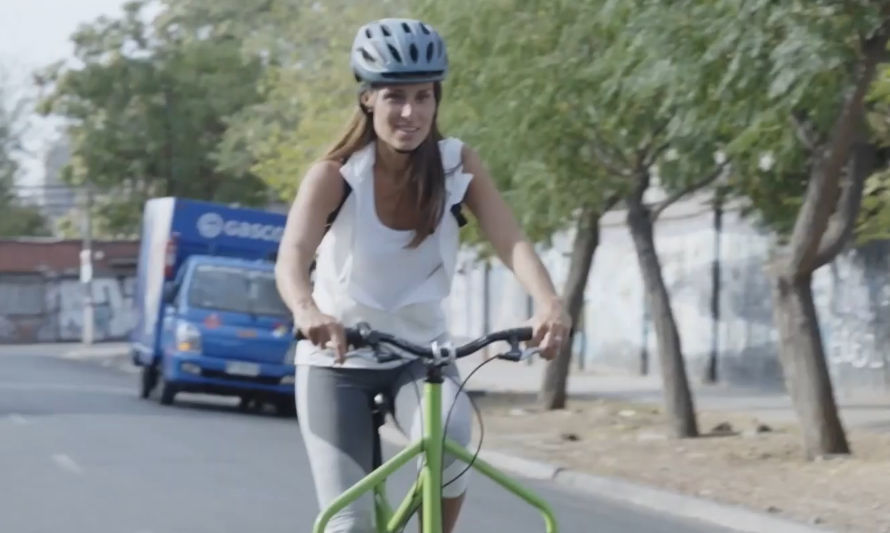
[400,103,413,118]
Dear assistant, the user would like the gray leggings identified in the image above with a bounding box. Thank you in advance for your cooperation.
[296,361,472,533]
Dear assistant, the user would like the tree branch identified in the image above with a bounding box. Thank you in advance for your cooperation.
[812,138,876,269]
[790,110,818,152]
[638,120,671,168]
[785,26,890,274]
[603,193,622,212]
[589,127,632,177]
[650,162,729,221]
[643,141,672,169]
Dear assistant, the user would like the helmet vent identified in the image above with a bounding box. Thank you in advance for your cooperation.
[360,47,376,64]
[426,42,434,62]
[402,22,412,33]
[409,43,419,62]
[381,24,392,37]
[420,24,431,35]
[387,44,402,63]
[365,28,372,39]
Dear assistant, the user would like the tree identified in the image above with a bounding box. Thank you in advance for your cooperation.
[0,69,49,237]
[410,1,616,411]
[220,0,415,200]
[421,1,724,438]
[36,0,270,235]
[640,0,890,457]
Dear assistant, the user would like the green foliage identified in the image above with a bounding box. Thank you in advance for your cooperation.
[418,0,730,243]
[420,0,615,243]
[632,0,887,235]
[856,65,890,243]
[0,205,50,237]
[232,0,414,201]
[0,72,50,237]
[37,0,270,234]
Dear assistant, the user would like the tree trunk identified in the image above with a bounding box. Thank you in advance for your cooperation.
[769,127,876,458]
[704,198,723,384]
[770,270,849,458]
[539,208,601,410]
[626,190,699,438]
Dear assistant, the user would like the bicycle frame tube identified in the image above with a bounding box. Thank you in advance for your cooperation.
[386,471,423,532]
[422,377,444,533]
[313,378,559,533]
[313,440,423,533]
[444,440,558,532]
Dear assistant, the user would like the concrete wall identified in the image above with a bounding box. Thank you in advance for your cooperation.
[445,195,890,393]
[0,275,137,343]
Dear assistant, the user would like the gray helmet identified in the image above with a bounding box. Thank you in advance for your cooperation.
[350,18,448,84]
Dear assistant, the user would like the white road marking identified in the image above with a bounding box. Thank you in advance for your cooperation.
[8,414,28,425]
[0,381,131,395]
[51,453,84,474]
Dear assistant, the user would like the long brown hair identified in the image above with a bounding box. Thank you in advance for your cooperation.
[324,82,446,248]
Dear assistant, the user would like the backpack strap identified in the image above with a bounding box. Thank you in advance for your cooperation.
[450,201,468,228]
[324,177,467,231]
[323,179,352,233]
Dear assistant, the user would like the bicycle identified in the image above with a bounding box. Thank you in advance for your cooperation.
[296,322,559,533]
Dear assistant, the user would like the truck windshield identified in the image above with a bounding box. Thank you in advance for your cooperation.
[187,265,289,318]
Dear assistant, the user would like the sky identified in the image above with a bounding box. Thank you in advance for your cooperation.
[1,0,135,187]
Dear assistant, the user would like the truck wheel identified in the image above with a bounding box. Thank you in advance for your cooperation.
[159,381,177,405]
[139,366,158,399]
[157,365,176,405]
[274,398,297,418]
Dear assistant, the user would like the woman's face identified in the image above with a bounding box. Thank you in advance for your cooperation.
[363,83,437,152]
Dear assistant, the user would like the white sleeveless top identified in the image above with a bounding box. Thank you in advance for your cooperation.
[296,137,474,368]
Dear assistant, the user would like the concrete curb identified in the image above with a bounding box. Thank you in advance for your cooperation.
[378,425,833,533]
[61,345,138,373]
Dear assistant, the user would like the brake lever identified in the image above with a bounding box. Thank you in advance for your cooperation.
[497,347,540,362]
[495,329,540,362]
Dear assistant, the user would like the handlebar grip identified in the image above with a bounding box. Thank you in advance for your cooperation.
[294,327,365,346]
[502,327,534,342]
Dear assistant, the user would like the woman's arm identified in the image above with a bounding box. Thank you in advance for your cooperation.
[274,160,348,359]
[461,144,571,359]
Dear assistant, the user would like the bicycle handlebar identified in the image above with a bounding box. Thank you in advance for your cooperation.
[294,322,535,364]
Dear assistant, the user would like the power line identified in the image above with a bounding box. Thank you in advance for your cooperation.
[10,184,84,189]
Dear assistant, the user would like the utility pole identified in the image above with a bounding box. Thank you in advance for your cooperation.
[80,185,94,345]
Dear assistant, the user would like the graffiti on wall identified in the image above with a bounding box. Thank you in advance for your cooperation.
[0,275,136,343]
[444,200,890,392]
[54,277,137,341]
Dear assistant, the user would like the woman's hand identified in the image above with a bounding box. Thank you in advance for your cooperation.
[527,297,572,361]
[295,309,347,364]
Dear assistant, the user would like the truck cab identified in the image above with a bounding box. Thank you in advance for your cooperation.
[131,197,296,415]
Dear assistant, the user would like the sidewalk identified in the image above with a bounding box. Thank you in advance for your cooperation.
[456,354,890,433]
[454,355,890,533]
[0,341,136,372]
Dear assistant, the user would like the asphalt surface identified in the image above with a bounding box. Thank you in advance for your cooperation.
[0,346,733,533]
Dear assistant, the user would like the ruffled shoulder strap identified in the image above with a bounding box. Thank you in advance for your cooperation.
[438,137,474,207]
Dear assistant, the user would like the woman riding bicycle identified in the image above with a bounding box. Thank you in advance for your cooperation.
[274,17,570,533]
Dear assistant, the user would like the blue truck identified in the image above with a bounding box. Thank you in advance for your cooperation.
[131,197,296,415]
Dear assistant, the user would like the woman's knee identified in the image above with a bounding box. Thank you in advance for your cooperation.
[442,388,472,446]
[323,505,375,533]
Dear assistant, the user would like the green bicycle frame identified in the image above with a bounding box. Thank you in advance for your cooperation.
[312,372,559,533]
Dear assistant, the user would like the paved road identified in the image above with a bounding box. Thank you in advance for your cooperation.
[0,346,733,533]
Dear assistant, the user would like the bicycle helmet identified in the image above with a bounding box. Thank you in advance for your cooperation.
[350,18,448,84]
